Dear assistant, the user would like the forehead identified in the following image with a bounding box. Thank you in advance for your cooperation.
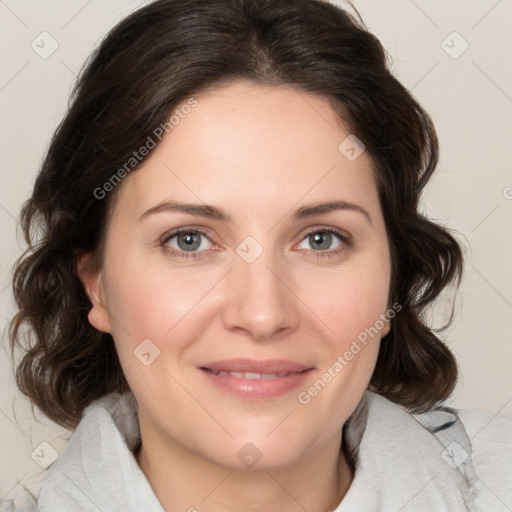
[110,80,379,222]
[165,80,350,170]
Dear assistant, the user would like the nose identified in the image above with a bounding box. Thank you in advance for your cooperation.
[220,249,299,341]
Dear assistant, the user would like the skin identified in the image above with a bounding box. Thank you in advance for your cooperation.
[79,79,392,512]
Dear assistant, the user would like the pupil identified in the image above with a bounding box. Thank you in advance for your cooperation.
[311,232,331,250]
[178,232,201,251]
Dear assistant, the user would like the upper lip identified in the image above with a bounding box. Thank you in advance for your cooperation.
[201,359,313,374]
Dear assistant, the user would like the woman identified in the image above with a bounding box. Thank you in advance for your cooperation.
[5,0,511,510]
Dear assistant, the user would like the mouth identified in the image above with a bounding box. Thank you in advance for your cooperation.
[202,368,305,379]
[199,359,314,399]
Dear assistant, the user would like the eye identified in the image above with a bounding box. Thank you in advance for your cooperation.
[296,227,351,256]
[162,228,213,258]
[160,226,352,260]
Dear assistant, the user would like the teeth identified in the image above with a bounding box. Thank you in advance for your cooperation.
[208,369,294,379]
[244,372,262,379]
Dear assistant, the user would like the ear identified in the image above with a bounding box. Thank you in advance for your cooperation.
[76,252,112,333]
[381,320,391,338]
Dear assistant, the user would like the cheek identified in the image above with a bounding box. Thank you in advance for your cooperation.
[102,259,223,355]
[306,257,391,347]
[296,251,391,415]
[101,267,216,411]
[294,265,390,431]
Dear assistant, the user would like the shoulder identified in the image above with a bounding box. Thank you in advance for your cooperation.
[0,492,37,512]
[342,392,512,511]
[1,392,141,512]
[457,407,512,459]
[457,408,512,508]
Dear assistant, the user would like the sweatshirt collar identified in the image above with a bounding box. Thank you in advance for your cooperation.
[37,391,477,511]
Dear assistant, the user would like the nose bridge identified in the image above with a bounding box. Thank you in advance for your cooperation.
[221,240,298,340]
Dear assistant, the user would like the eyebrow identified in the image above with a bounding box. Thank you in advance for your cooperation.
[138,199,372,224]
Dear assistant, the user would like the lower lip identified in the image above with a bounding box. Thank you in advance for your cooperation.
[200,368,314,399]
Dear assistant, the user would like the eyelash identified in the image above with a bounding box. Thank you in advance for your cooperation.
[160,226,353,260]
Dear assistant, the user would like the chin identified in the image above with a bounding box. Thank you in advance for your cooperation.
[197,432,318,472]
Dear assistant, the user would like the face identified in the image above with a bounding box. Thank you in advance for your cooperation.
[80,80,391,470]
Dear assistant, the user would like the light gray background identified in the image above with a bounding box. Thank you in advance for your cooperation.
[1,0,511,501]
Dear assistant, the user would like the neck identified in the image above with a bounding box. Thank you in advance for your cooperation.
[136,421,353,512]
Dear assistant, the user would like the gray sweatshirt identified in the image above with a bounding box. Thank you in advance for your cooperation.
[2,391,511,511]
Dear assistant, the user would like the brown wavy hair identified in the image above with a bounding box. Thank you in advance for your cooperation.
[9,0,463,429]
